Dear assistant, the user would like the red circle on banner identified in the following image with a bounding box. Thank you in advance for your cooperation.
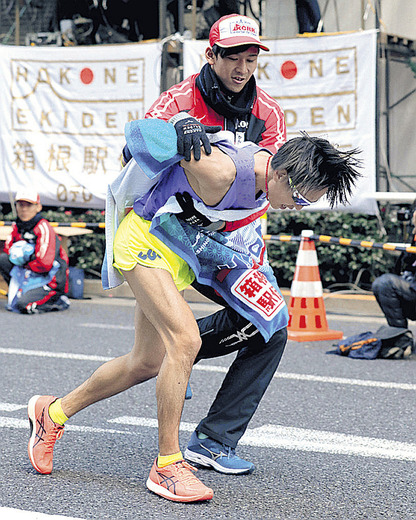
[281,60,297,79]
[80,67,94,84]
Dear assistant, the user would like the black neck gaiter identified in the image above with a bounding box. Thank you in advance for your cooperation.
[195,63,256,120]
[16,212,43,235]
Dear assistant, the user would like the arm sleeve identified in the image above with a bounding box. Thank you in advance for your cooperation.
[258,109,287,154]
[145,76,196,120]
[3,224,19,254]
[255,90,287,154]
[145,89,182,121]
[27,220,56,273]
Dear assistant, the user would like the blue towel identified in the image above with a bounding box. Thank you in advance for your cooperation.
[124,119,183,179]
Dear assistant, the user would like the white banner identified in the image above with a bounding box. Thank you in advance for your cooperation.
[0,42,161,208]
[184,31,378,214]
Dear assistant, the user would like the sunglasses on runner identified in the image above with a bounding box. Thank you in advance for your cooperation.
[288,177,313,206]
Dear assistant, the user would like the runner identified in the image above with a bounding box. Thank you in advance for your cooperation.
[27,122,361,502]
[122,12,289,475]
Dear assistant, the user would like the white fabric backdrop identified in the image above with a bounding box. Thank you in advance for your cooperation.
[0,41,161,208]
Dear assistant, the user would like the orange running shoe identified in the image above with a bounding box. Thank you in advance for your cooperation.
[146,458,213,502]
[27,395,64,474]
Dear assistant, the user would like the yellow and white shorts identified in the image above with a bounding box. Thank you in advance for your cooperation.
[113,210,195,292]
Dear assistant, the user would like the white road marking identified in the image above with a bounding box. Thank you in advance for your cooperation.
[85,298,135,307]
[0,403,26,411]
[194,364,416,391]
[240,424,416,462]
[0,347,111,363]
[0,347,415,391]
[273,372,416,390]
[0,507,84,519]
[3,413,416,462]
[1,417,137,436]
[107,417,416,461]
[109,416,184,429]
[80,323,134,330]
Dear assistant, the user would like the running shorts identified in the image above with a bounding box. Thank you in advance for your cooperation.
[113,210,195,291]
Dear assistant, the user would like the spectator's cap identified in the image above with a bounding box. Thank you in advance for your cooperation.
[15,188,40,205]
[209,14,269,52]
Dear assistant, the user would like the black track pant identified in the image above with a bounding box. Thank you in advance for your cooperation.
[192,281,287,448]
[372,273,416,328]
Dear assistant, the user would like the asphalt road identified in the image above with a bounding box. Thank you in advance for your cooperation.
[0,296,415,520]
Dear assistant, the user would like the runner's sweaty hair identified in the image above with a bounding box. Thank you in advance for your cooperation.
[271,132,362,207]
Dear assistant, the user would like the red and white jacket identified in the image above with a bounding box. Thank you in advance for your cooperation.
[145,73,286,154]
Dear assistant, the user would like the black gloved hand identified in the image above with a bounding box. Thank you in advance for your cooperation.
[175,192,213,227]
[121,144,132,167]
[170,113,221,161]
[175,192,224,231]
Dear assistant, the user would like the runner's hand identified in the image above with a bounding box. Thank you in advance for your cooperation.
[175,192,214,227]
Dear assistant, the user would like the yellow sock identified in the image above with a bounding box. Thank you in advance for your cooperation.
[48,398,69,426]
[157,451,183,468]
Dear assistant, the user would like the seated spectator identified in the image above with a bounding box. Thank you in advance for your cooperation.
[372,202,416,328]
[0,189,70,314]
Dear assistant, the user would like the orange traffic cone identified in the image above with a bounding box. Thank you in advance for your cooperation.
[288,230,343,342]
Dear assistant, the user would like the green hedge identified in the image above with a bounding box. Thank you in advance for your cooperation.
[266,208,404,289]
[1,205,410,287]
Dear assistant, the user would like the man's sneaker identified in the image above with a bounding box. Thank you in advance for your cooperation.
[185,382,192,400]
[27,395,64,474]
[146,458,213,502]
[184,430,255,475]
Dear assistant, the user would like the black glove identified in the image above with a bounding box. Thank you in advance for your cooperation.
[171,113,221,161]
[175,192,224,231]
[121,144,132,166]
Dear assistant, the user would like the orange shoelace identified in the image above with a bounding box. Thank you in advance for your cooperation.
[43,425,64,453]
[172,461,200,484]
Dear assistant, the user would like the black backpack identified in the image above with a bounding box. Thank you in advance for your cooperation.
[330,326,414,360]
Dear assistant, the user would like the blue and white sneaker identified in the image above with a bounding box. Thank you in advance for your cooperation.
[185,382,192,400]
[184,430,255,475]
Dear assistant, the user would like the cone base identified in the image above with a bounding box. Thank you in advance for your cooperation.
[288,328,343,343]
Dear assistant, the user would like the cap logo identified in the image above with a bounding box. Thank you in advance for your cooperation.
[210,14,269,51]
[219,16,259,39]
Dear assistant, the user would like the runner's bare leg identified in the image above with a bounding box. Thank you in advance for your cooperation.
[121,265,201,455]
[61,266,200,456]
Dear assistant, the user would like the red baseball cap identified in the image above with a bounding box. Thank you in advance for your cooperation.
[15,188,40,204]
[209,14,269,52]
